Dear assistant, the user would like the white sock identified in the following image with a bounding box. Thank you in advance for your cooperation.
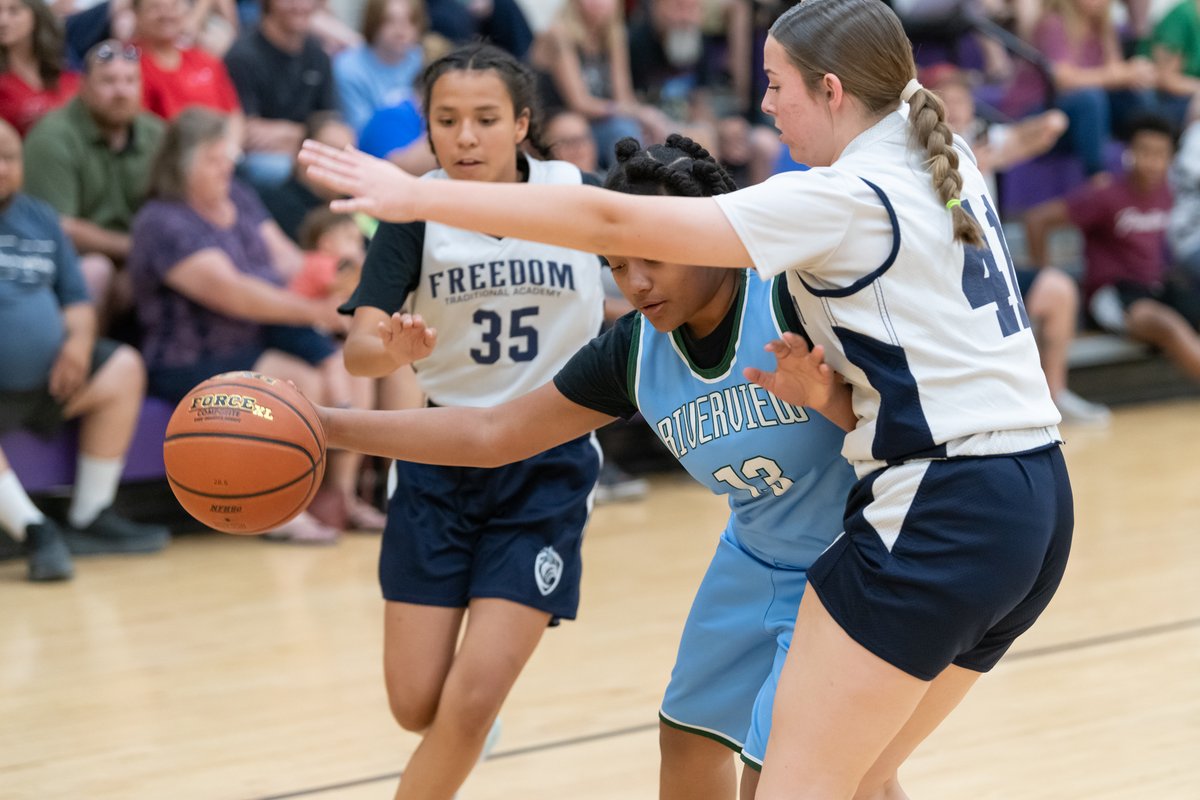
[68,455,123,529]
[0,470,45,541]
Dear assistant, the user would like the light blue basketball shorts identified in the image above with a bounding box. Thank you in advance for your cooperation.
[659,528,809,768]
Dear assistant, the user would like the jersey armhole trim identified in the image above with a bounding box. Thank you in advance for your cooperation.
[627,313,643,410]
[794,178,900,299]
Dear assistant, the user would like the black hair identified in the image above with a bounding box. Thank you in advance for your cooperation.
[420,42,550,159]
[603,134,737,198]
[1125,112,1179,149]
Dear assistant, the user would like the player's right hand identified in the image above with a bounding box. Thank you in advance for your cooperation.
[299,140,419,222]
[378,312,437,365]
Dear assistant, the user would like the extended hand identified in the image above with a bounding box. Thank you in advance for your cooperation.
[743,333,839,410]
[379,312,437,365]
[298,140,419,222]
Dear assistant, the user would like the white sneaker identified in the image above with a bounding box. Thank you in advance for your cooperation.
[1054,389,1112,426]
[479,717,502,763]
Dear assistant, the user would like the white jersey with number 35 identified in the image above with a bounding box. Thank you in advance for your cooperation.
[412,158,605,407]
[715,111,1061,475]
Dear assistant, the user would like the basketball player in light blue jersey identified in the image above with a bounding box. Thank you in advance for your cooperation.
[317,135,855,800]
[299,1,1075,795]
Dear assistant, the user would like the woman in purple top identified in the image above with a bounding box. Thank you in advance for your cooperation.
[128,107,384,542]
[1006,0,1158,175]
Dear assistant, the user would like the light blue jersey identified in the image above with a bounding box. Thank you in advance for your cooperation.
[630,270,854,568]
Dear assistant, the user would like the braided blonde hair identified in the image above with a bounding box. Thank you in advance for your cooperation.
[770,0,984,247]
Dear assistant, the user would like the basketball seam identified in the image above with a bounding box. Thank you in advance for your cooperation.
[166,466,317,499]
[163,431,318,466]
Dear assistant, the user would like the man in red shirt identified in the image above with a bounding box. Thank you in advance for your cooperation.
[1025,114,1200,383]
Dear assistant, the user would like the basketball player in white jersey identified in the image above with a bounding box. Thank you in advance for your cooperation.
[336,44,604,800]
[300,3,1075,797]
[317,134,857,800]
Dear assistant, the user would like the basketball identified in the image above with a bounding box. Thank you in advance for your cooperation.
[163,371,327,534]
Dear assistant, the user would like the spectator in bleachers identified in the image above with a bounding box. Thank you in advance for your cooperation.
[127,108,382,541]
[1005,0,1159,176]
[928,62,1069,196]
[223,0,337,190]
[0,0,80,135]
[424,0,532,60]
[698,0,752,113]
[545,107,599,174]
[628,0,709,117]
[1147,0,1200,124]
[1026,114,1200,382]
[0,118,169,582]
[260,111,353,242]
[531,0,667,168]
[332,0,424,134]
[133,0,243,138]
[23,38,163,331]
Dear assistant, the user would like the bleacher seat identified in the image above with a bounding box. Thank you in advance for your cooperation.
[0,398,173,495]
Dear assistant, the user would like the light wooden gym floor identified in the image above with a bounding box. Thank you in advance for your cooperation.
[2,399,1198,800]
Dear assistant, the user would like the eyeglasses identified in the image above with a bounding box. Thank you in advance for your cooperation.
[91,41,140,65]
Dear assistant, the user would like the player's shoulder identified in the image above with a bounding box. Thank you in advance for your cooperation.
[526,157,585,186]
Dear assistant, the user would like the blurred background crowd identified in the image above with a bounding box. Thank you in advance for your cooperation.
[5,0,1200,576]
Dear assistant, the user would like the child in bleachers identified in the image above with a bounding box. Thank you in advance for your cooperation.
[291,206,365,305]
[1026,113,1200,384]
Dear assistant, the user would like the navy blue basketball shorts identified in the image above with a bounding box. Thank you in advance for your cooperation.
[808,446,1073,681]
[379,434,601,623]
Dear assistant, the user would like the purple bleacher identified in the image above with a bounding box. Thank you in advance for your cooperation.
[0,398,173,494]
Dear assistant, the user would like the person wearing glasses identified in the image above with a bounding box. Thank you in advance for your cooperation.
[21,38,163,335]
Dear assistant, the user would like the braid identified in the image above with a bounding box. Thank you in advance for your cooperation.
[906,86,984,248]
[604,134,738,198]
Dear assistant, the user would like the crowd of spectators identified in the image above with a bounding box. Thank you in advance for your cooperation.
[6,0,1200,580]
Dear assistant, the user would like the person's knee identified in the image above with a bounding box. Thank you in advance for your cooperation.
[658,720,729,767]
[1027,268,1079,319]
[1127,299,1188,341]
[434,674,504,737]
[386,682,439,733]
[90,345,146,401]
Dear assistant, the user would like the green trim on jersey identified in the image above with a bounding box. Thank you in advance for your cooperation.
[771,275,794,334]
[740,752,763,771]
[626,313,643,409]
[667,269,749,380]
[658,710,744,754]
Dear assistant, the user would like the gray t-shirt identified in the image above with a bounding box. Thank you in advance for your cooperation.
[0,193,88,391]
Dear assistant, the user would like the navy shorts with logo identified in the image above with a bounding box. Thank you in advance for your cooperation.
[380,434,601,622]
[809,445,1073,681]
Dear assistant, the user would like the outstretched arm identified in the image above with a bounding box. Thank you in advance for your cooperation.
[318,381,616,467]
[298,141,754,269]
[744,333,856,432]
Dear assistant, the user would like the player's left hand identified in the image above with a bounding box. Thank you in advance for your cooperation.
[48,337,89,403]
[299,140,419,222]
[378,312,437,365]
[744,333,840,410]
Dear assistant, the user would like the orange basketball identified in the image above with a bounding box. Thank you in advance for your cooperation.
[163,371,326,534]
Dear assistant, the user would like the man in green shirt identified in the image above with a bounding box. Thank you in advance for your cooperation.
[23,40,165,330]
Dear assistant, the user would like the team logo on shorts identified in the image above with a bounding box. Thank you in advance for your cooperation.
[535,546,563,596]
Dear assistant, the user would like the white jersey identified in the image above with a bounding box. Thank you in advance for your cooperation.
[412,158,605,407]
[715,110,1060,476]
